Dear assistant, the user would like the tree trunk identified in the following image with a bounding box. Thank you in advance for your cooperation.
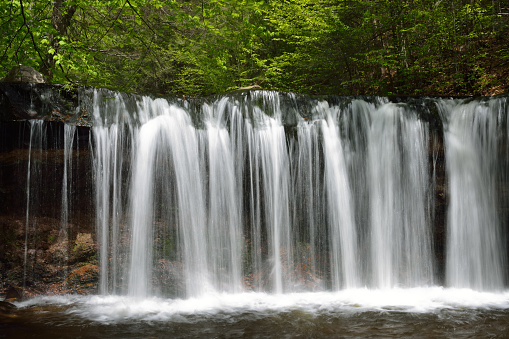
[40,1,77,80]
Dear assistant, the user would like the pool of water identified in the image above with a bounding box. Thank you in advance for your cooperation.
[2,288,509,338]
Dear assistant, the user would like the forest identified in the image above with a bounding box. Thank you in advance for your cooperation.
[1,0,508,97]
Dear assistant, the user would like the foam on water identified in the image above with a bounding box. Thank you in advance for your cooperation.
[15,288,509,324]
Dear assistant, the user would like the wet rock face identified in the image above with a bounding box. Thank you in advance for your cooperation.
[0,215,98,299]
[1,65,48,84]
[0,121,96,299]
[0,83,91,125]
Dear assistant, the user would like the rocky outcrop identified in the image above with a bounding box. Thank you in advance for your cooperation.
[1,65,49,84]
[0,82,91,125]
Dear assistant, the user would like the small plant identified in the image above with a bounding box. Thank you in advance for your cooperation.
[48,234,57,243]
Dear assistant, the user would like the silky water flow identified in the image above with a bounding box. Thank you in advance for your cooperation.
[4,91,509,338]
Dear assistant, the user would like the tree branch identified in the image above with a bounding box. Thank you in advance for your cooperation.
[0,24,25,67]
[19,0,50,71]
[92,1,128,47]
[126,0,158,36]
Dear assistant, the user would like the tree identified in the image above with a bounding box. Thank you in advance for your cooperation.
[0,0,507,96]
[40,0,76,80]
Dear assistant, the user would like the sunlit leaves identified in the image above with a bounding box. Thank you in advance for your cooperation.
[0,0,506,96]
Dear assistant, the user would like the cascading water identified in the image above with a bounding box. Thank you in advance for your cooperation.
[85,90,485,296]
[83,92,464,297]
[60,124,76,236]
[23,120,45,289]
[293,119,323,290]
[203,99,243,293]
[318,102,359,289]
[439,99,507,291]
[367,103,434,288]
[251,109,293,293]
[92,90,134,295]
[5,89,509,338]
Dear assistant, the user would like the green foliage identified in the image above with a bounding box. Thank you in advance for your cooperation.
[260,0,508,95]
[0,0,507,96]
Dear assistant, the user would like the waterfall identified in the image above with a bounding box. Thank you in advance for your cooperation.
[50,90,504,297]
[254,111,292,293]
[23,120,45,290]
[60,124,76,236]
[367,103,434,288]
[319,102,359,289]
[294,119,323,290]
[203,98,243,293]
[439,99,507,291]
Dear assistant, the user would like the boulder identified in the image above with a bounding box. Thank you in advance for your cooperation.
[0,301,16,313]
[1,65,48,84]
[72,233,96,263]
[3,285,23,302]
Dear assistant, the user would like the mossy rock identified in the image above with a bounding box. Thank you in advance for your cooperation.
[72,233,96,263]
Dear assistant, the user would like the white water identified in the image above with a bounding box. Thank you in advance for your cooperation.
[251,108,292,293]
[83,91,508,298]
[439,99,507,291]
[203,98,242,293]
[367,103,433,288]
[92,91,138,294]
[14,289,509,324]
[319,102,359,289]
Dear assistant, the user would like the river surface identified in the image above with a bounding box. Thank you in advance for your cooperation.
[2,288,509,338]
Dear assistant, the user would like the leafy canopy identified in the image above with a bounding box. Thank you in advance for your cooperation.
[0,0,507,96]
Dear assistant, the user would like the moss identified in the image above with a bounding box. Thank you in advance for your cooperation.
[48,234,57,244]
[72,233,96,263]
